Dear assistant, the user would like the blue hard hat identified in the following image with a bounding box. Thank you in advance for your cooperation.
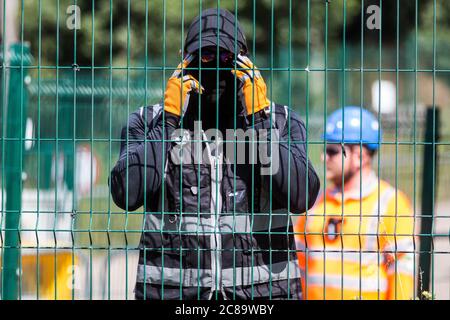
[323,106,382,151]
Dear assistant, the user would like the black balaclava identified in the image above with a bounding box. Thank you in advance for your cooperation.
[183,8,248,130]
[185,57,235,130]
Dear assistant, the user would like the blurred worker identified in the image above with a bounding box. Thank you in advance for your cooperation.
[295,106,415,300]
[109,8,320,300]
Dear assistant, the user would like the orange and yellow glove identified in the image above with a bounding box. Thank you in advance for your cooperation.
[231,54,271,116]
[164,53,204,117]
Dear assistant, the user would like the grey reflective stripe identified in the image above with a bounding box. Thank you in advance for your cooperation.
[240,74,251,82]
[153,103,162,121]
[156,158,170,213]
[182,93,191,117]
[136,260,301,288]
[144,214,214,234]
[305,273,388,292]
[269,102,287,131]
[139,104,162,125]
[220,209,290,234]
[295,240,306,251]
[386,252,415,274]
[270,103,277,128]
[143,210,294,241]
[366,186,395,252]
[144,212,290,235]
[384,239,414,253]
[222,260,301,287]
[136,264,212,287]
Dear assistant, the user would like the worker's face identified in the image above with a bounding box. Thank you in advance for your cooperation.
[186,47,236,106]
[321,144,362,187]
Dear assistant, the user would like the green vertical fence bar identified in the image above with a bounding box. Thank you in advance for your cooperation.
[418,106,440,298]
[2,43,31,300]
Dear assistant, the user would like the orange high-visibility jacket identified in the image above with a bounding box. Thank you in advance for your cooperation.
[295,172,415,300]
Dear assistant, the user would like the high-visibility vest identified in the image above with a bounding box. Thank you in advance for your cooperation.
[294,174,415,300]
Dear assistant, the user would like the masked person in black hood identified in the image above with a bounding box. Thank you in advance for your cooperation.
[174,48,237,131]
[109,8,320,300]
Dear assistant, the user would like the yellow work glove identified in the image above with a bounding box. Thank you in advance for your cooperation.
[164,53,204,117]
[231,54,271,116]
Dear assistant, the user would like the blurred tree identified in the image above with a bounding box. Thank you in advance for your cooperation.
[419,0,450,70]
[12,1,446,69]
[18,0,366,68]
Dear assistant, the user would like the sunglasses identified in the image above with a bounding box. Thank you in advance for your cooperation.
[198,49,235,64]
[325,144,347,158]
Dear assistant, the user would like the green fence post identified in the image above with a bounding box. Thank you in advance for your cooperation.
[417,106,440,299]
[2,43,31,300]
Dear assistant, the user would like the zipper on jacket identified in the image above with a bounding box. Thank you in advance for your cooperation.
[215,149,224,298]
[206,134,223,299]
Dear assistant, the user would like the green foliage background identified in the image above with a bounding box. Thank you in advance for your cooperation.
[18,0,446,67]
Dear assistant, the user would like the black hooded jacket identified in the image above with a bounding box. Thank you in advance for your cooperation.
[109,8,320,300]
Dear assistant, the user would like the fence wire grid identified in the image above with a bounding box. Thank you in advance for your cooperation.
[0,0,449,300]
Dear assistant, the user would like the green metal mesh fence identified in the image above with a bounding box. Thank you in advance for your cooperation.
[0,0,449,300]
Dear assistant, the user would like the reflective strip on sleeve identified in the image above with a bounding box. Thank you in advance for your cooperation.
[136,260,301,288]
[295,240,306,251]
[144,214,215,235]
[386,252,415,274]
[222,260,301,287]
[365,186,396,252]
[136,264,212,287]
[305,250,380,265]
[383,239,414,254]
[305,273,388,292]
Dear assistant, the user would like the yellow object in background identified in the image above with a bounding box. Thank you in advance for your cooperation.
[1,251,78,300]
